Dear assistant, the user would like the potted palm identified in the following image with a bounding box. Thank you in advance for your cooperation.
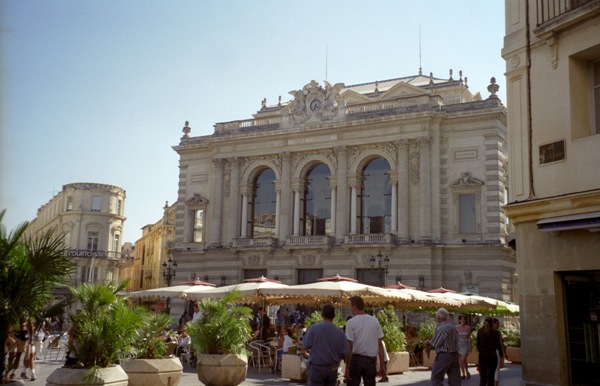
[376,307,409,374]
[1,211,74,384]
[185,291,252,386]
[46,281,143,386]
[504,329,521,363]
[120,311,183,386]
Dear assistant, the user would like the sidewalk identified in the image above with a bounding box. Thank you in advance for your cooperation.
[18,357,522,385]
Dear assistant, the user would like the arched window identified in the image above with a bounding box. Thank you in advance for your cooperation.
[251,169,276,237]
[303,164,331,236]
[360,158,392,234]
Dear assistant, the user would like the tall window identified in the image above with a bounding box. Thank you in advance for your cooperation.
[303,164,331,236]
[112,234,120,253]
[193,209,203,242]
[360,158,392,234]
[80,266,98,283]
[66,196,73,211]
[91,196,101,212]
[251,169,276,238]
[459,194,477,233]
[87,231,99,251]
[117,199,122,215]
[593,60,600,134]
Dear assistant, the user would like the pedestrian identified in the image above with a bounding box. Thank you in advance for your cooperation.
[191,303,202,322]
[428,308,461,386]
[477,317,505,386]
[456,314,472,379]
[302,304,349,386]
[22,319,36,381]
[492,318,507,386]
[8,320,28,380]
[257,306,271,340]
[344,296,387,386]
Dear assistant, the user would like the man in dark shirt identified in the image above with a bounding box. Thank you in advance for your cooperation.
[428,308,461,386]
[258,307,270,340]
[302,304,349,386]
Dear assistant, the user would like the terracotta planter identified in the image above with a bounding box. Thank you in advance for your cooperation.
[197,353,248,386]
[506,347,521,363]
[46,365,129,386]
[386,351,409,374]
[120,357,183,386]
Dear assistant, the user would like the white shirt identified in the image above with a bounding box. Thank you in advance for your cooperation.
[345,313,384,357]
[192,310,202,321]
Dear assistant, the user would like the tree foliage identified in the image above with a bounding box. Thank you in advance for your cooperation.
[376,306,406,352]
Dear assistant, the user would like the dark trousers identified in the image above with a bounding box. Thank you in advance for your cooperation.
[347,354,376,386]
[308,363,339,386]
[431,352,461,386]
[478,352,498,386]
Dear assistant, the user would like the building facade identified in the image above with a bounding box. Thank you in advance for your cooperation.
[172,71,515,301]
[125,202,177,292]
[26,182,127,286]
[503,1,600,385]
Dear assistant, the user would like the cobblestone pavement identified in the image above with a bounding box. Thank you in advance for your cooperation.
[15,357,522,385]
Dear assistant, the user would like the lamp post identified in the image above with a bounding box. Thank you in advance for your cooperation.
[162,256,177,287]
[370,251,390,287]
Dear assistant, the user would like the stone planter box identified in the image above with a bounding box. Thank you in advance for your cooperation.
[386,351,409,374]
[120,357,183,386]
[197,353,248,386]
[422,350,436,369]
[506,347,521,363]
[46,365,129,386]
[281,354,307,382]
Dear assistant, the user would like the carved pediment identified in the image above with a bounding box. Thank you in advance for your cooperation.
[380,81,430,99]
[453,172,484,186]
[284,80,345,124]
[185,193,209,206]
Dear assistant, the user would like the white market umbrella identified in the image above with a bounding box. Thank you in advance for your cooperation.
[125,279,216,301]
[184,278,290,304]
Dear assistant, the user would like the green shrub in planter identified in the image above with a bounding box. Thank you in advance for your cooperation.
[303,310,345,329]
[376,306,406,352]
[416,319,437,349]
[133,311,175,359]
[503,329,521,348]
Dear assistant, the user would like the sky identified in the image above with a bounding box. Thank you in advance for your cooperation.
[0,1,507,243]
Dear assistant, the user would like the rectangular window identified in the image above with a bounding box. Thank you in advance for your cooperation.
[91,196,101,212]
[593,61,600,134]
[117,199,122,215]
[244,269,267,280]
[80,266,98,283]
[193,209,203,243]
[113,234,120,253]
[66,196,73,211]
[459,194,477,234]
[87,231,99,251]
[297,269,323,284]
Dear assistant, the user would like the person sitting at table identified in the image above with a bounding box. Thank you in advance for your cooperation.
[278,324,295,353]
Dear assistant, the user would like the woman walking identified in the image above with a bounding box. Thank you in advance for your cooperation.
[456,315,472,379]
[477,317,504,386]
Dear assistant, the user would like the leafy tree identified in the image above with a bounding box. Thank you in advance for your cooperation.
[0,210,74,379]
[376,306,406,352]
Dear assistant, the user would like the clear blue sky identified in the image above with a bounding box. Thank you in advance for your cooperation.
[1,1,506,243]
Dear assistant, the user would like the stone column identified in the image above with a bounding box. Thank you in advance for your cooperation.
[397,140,409,241]
[329,178,337,237]
[350,182,358,234]
[390,176,398,233]
[418,137,432,241]
[275,188,281,237]
[279,152,292,241]
[240,189,249,238]
[210,159,224,247]
[293,185,301,236]
[334,146,348,242]
[227,157,240,245]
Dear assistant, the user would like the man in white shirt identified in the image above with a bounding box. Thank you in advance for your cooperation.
[192,304,202,322]
[344,296,387,386]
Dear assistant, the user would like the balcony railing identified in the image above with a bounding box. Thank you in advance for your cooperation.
[536,0,598,26]
[344,233,396,245]
[287,235,333,247]
[233,237,277,248]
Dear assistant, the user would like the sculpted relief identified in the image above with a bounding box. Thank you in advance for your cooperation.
[284,80,345,125]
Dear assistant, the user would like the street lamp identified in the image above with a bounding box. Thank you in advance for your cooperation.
[370,251,390,286]
[162,257,177,286]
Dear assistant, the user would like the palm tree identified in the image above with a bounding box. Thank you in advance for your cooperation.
[0,209,74,378]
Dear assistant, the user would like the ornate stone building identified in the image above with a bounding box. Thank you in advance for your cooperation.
[26,182,126,286]
[172,71,515,300]
[125,202,177,292]
[502,1,600,384]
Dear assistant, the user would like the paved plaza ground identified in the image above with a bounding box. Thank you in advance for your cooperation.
[10,356,522,386]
